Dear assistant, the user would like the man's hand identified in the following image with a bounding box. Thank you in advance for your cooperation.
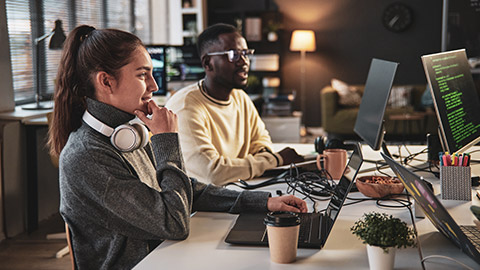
[277,147,304,166]
[135,99,178,135]
[267,195,308,213]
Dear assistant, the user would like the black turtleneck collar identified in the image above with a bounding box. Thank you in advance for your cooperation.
[86,98,135,128]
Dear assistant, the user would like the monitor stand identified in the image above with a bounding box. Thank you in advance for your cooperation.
[362,123,391,164]
[381,141,392,159]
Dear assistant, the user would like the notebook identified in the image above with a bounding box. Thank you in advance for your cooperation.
[382,153,480,265]
[225,143,363,249]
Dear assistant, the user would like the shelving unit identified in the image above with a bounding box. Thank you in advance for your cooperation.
[206,0,283,97]
[181,0,206,45]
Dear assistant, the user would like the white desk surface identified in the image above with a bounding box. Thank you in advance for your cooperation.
[134,144,480,269]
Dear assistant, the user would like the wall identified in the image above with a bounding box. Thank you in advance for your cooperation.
[151,0,182,45]
[275,0,443,126]
[0,0,15,112]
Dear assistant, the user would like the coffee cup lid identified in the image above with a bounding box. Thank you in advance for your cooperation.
[264,211,301,227]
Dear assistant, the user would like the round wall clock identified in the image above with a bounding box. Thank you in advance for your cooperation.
[382,2,414,33]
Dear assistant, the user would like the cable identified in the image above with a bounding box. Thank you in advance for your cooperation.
[374,193,426,270]
[224,171,288,190]
[422,255,474,270]
[405,194,426,270]
[283,164,338,212]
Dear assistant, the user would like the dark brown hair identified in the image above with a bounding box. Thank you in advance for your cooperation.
[48,25,144,158]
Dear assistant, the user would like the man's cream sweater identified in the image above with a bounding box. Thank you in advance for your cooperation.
[165,80,282,185]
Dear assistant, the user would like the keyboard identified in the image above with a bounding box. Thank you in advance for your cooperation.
[298,212,323,243]
[262,212,323,246]
[460,225,480,251]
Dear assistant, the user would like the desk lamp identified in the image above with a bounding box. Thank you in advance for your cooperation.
[290,30,316,126]
[23,19,66,110]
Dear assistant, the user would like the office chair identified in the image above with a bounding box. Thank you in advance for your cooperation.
[65,223,76,270]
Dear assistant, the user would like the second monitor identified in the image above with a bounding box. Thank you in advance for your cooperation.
[354,58,399,153]
[421,49,480,154]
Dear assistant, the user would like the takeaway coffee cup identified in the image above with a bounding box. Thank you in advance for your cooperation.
[264,211,300,264]
[316,148,347,180]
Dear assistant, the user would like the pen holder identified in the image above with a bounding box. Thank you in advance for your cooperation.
[440,165,471,201]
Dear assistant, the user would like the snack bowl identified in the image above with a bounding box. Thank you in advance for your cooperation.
[355,175,404,198]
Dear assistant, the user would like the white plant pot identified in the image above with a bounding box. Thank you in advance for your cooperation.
[366,244,396,270]
[267,32,278,42]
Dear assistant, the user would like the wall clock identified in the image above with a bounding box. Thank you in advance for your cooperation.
[382,2,414,33]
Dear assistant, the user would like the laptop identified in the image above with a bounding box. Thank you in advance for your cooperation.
[225,143,363,249]
[382,153,480,264]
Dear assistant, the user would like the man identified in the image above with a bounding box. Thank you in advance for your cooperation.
[166,23,303,186]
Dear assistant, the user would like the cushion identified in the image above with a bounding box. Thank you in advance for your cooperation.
[331,78,362,107]
[388,86,412,108]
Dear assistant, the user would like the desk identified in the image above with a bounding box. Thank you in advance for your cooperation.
[134,144,480,269]
[23,116,49,233]
[0,106,52,236]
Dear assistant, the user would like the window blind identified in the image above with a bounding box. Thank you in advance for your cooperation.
[6,0,149,104]
[43,0,70,97]
[106,0,131,31]
[5,0,34,103]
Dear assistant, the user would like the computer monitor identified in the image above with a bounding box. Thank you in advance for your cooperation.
[145,45,167,96]
[165,45,204,82]
[421,49,480,154]
[354,58,399,153]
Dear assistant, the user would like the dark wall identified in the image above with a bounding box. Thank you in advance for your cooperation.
[206,0,443,126]
[276,0,443,126]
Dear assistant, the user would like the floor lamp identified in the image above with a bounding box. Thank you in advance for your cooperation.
[290,30,316,127]
[23,19,66,110]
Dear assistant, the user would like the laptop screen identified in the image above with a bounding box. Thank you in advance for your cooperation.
[381,153,480,263]
[324,143,363,237]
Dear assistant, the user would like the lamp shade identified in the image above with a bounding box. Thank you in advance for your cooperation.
[49,19,66,49]
[289,30,316,52]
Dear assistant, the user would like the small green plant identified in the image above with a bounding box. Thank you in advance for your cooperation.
[350,212,416,253]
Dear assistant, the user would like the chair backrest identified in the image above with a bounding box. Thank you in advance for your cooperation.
[65,223,76,270]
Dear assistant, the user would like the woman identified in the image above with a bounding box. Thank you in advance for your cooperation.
[48,25,307,269]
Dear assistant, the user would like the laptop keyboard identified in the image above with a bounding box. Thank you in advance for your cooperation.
[298,212,322,243]
[460,225,480,251]
[261,212,323,244]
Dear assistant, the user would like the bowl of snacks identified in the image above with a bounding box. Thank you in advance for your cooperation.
[355,175,404,198]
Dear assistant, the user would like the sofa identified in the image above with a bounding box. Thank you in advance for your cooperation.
[320,84,438,141]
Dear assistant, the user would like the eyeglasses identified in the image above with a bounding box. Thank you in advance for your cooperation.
[206,49,255,62]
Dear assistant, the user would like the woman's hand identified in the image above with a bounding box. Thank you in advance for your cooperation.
[135,100,178,135]
[267,195,308,213]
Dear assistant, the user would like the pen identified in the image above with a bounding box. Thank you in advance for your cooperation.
[445,153,451,166]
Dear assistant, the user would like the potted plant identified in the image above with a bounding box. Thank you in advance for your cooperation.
[264,19,282,42]
[350,212,416,270]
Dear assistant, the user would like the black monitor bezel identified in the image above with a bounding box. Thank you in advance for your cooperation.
[354,58,399,151]
[421,49,480,154]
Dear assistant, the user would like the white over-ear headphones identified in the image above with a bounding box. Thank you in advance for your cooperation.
[82,110,149,152]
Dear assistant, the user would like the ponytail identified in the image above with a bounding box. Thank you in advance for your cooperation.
[48,25,143,158]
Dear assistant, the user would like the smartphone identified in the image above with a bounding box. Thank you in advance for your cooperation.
[470,205,480,221]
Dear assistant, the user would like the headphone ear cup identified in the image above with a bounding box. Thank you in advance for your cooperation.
[111,123,148,152]
[325,138,344,149]
[131,123,149,149]
[314,136,326,154]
